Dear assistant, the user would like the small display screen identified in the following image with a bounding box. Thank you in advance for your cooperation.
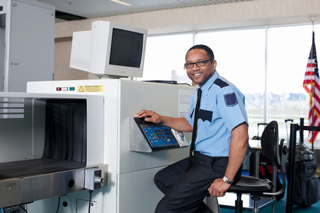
[109,28,144,68]
[134,118,180,150]
[141,125,178,148]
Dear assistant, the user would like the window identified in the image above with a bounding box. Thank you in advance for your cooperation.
[141,24,320,146]
[196,29,265,138]
[268,24,320,144]
[139,33,193,84]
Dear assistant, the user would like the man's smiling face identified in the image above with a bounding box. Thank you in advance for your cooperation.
[185,49,217,87]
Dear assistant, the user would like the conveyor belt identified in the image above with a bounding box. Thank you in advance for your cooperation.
[0,159,85,179]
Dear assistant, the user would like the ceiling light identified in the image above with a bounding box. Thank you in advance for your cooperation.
[110,0,131,6]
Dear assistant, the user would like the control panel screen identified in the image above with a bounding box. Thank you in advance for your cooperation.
[134,117,180,150]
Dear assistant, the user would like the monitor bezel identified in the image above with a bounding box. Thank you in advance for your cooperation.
[90,21,147,78]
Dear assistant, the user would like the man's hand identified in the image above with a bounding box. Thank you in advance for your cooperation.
[207,178,231,197]
[137,110,163,124]
[137,110,193,132]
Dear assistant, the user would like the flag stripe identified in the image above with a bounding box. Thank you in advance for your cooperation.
[303,32,319,143]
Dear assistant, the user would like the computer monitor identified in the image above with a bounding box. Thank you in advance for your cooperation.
[70,21,147,78]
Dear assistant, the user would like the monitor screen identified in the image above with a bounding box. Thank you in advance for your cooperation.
[109,28,144,68]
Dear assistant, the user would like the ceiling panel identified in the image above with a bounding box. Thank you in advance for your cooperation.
[38,0,253,21]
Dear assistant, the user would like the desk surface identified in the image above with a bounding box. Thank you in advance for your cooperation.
[249,139,261,150]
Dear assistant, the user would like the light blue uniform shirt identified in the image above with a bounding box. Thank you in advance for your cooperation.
[185,71,248,157]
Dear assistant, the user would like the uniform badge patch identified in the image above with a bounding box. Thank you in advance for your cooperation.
[224,93,238,107]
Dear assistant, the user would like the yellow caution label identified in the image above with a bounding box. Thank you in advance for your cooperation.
[77,85,104,93]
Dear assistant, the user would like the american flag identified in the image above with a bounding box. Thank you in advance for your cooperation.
[303,32,319,143]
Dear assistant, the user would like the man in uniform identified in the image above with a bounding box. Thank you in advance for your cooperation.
[137,44,249,212]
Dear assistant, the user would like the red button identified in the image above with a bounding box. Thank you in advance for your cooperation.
[56,87,62,91]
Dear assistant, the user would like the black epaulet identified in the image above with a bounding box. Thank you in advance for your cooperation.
[214,78,229,88]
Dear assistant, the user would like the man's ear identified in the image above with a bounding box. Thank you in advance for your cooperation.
[213,60,217,70]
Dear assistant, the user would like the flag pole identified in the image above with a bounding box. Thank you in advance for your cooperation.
[312,82,315,152]
[311,30,314,151]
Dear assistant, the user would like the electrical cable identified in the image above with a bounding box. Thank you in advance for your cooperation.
[56,196,61,213]
[20,205,27,213]
[88,190,93,213]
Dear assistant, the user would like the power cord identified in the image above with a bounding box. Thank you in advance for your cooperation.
[56,196,61,213]
[20,205,27,213]
[88,190,93,213]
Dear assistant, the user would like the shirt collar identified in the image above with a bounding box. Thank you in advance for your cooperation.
[198,71,219,96]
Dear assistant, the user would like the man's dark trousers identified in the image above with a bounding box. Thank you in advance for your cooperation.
[154,151,242,213]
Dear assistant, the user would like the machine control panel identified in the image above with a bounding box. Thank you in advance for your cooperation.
[134,117,180,150]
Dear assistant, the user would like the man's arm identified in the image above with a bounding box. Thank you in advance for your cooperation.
[137,110,193,132]
[207,122,249,197]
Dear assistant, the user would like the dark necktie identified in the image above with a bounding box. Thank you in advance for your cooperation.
[186,88,202,171]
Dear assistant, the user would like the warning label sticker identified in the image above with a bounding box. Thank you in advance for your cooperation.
[77,85,104,93]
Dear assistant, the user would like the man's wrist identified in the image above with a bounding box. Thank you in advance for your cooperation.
[160,115,165,124]
[222,175,234,185]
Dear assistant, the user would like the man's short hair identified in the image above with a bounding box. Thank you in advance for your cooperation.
[186,44,214,61]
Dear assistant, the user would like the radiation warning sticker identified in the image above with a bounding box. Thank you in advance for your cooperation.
[77,85,104,93]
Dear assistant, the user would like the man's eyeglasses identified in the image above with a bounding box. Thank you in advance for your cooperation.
[184,58,213,68]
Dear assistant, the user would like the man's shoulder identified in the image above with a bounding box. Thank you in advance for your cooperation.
[210,77,233,93]
[211,77,244,99]
[213,78,229,88]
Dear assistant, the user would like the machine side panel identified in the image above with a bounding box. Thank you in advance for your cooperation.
[119,167,164,213]
[119,80,195,174]
[86,95,104,167]
[100,79,120,213]
[0,97,33,162]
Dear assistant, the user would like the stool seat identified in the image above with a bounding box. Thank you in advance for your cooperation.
[228,176,273,195]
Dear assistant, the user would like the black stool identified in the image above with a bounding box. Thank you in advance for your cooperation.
[227,121,286,213]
